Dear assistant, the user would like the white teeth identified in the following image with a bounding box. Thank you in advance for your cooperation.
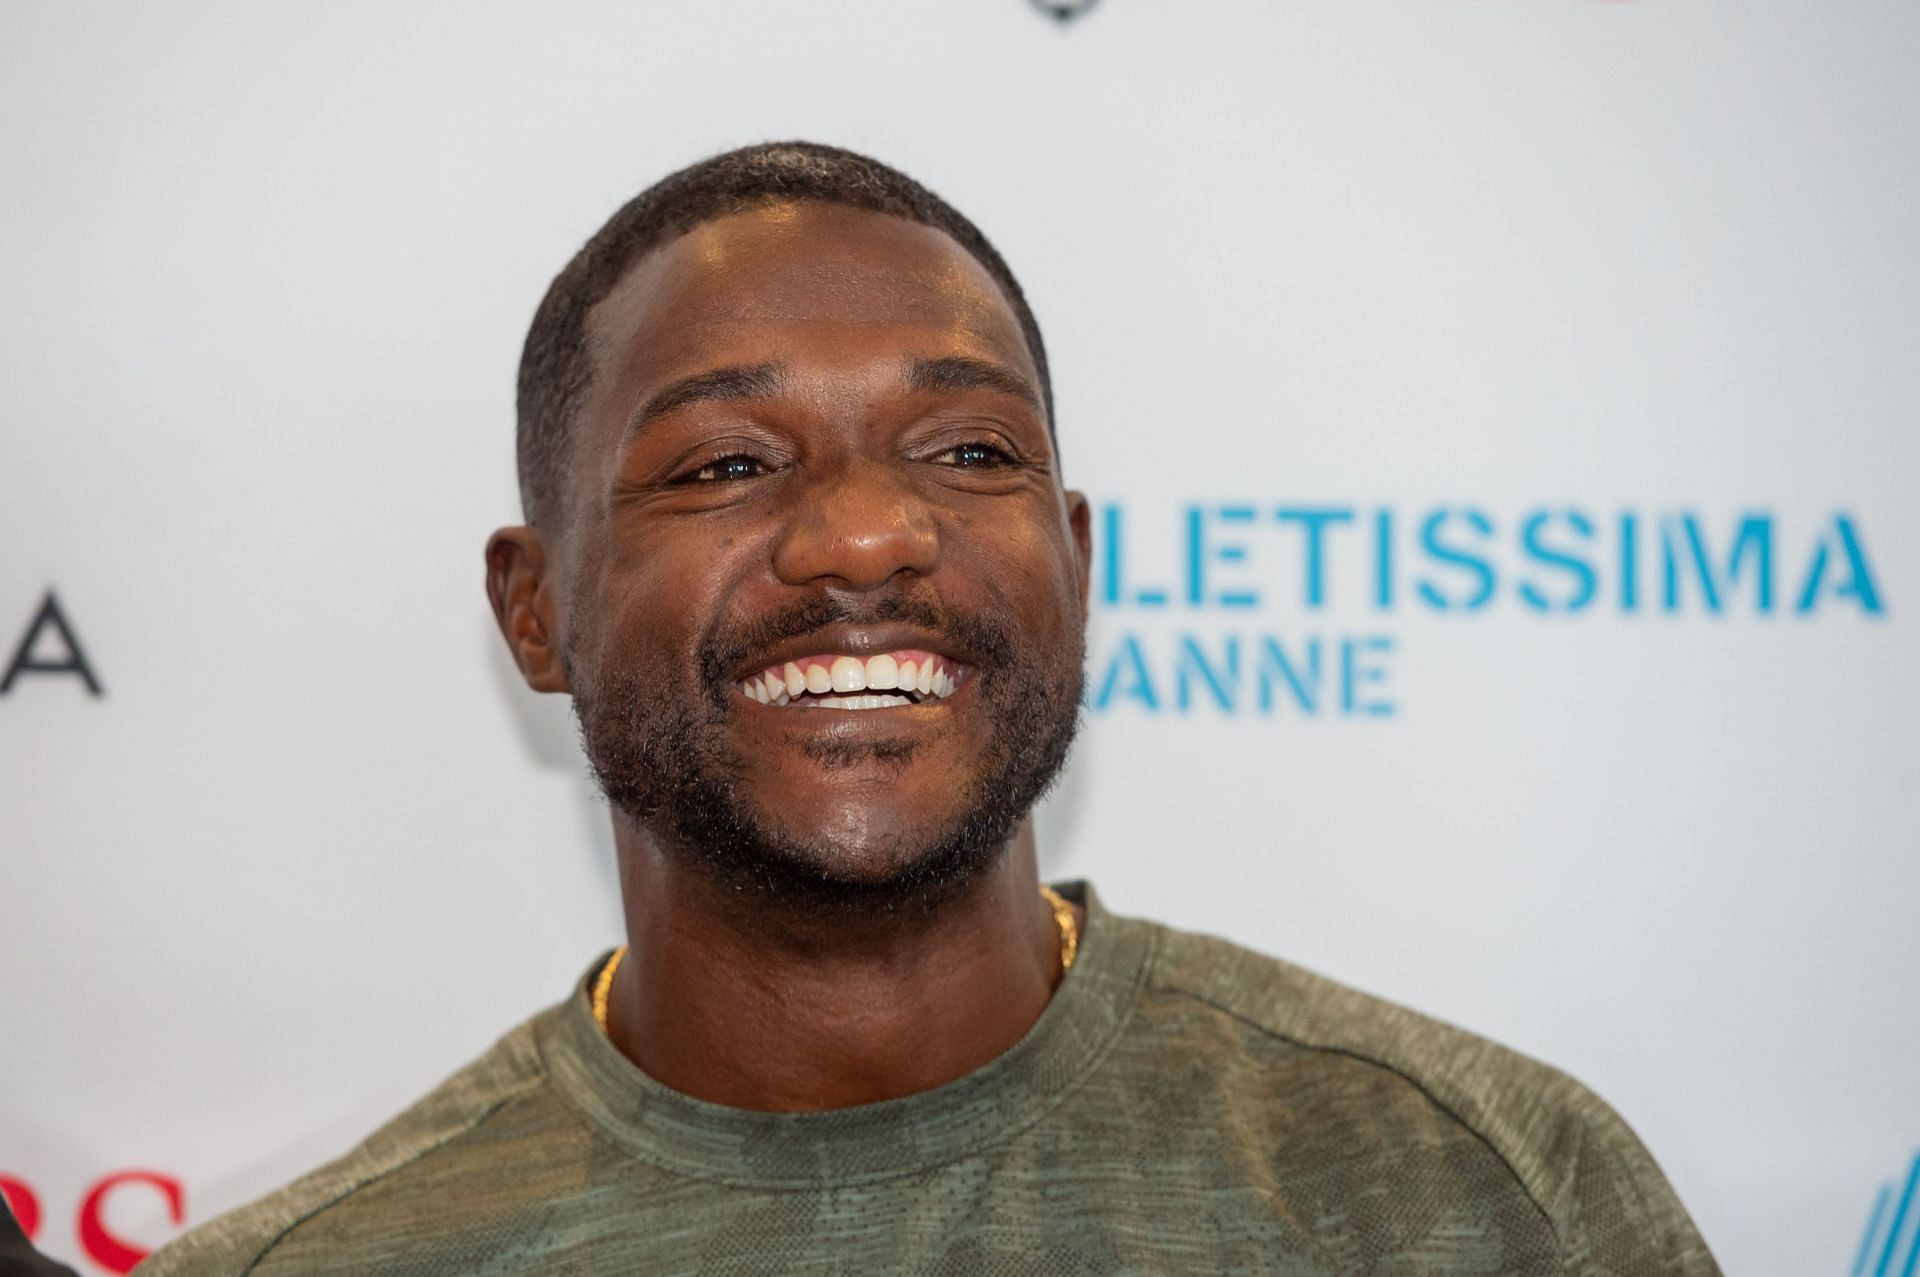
[748,654,963,705]
[807,693,912,710]
[829,655,865,693]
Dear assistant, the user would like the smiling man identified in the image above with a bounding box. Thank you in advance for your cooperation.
[140,143,1718,1275]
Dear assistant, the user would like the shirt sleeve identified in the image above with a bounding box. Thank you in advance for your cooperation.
[1557,1104,1721,1276]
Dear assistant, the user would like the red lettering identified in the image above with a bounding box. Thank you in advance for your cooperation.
[78,1171,184,1276]
[0,1175,40,1240]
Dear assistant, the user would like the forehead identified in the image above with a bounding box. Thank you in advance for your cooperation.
[582,201,1038,402]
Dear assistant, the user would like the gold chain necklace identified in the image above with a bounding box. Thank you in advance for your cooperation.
[592,885,1080,1035]
[1038,883,1079,974]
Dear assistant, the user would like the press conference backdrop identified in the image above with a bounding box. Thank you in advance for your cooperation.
[4,1,1915,1272]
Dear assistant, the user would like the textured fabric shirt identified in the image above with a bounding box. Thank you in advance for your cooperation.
[138,884,1719,1275]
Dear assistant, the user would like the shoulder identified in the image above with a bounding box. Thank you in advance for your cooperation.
[136,1009,558,1277]
[1133,918,1720,1274]
[1145,923,1596,1204]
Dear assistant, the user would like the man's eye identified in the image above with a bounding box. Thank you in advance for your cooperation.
[682,455,767,483]
[937,441,1016,469]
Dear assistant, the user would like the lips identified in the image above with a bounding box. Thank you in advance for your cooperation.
[739,649,965,708]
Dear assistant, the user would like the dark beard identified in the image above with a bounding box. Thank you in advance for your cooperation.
[569,590,1084,911]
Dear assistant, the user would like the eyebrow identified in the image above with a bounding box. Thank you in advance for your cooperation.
[905,355,1043,414]
[627,362,787,437]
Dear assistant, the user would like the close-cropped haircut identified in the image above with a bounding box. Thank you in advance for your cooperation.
[515,140,1054,529]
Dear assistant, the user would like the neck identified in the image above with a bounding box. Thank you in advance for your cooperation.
[603,816,1075,1112]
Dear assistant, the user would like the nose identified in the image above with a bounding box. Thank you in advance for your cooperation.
[770,458,940,592]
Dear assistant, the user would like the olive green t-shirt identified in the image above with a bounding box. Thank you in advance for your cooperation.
[139,884,1719,1275]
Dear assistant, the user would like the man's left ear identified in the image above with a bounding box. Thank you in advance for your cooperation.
[485,527,568,694]
[1065,490,1093,616]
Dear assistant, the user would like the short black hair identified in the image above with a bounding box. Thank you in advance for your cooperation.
[515,140,1054,528]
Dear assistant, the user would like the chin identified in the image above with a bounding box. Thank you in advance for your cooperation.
[745,743,970,838]
[695,787,1009,907]
[761,798,973,876]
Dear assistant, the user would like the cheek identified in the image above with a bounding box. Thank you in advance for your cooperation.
[606,514,761,614]
[968,521,1083,637]
[587,560,714,689]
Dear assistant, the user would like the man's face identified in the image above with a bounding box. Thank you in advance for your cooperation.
[549,202,1091,900]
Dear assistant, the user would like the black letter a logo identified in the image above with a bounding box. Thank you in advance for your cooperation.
[2,590,104,696]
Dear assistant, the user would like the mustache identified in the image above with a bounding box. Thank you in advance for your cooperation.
[697,590,1016,700]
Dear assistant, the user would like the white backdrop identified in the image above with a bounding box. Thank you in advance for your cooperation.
[4,2,1917,1274]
